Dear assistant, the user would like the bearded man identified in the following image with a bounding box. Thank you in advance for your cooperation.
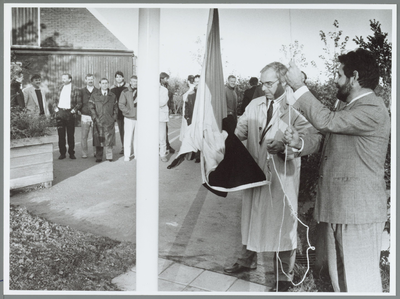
[284,48,390,292]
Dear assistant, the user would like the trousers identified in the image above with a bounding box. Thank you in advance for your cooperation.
[237,245,296,281]
[322,222,384,292]
[117,118,124,149]
[159,122,167,157]
[96,146,113,160]
[56,110,75,156]
[81,114,96,157]
[124,118,137,160]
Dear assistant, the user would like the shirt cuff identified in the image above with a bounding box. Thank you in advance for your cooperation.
[294,86,309,100]
[291,137,304,153]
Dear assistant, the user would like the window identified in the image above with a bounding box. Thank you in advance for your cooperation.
[12,8,39,46]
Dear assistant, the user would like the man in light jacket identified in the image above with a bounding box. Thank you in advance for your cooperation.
[159,72,170,162]
[79,74,99,158]
[119,75,138,162]
[225,62,321,292]
[284,49,390,292]
[23,74,50,117]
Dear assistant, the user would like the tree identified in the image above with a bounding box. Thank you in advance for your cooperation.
[354,19,392,110]
[354,19,391,86]
[279,40,316,69]
[318,20,349,78]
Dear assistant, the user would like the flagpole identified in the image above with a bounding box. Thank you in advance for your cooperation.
[136,8,160,293]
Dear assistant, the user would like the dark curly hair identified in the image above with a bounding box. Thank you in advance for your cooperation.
[338,48,379,90]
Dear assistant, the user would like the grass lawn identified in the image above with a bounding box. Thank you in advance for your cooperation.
[9,204,135,291]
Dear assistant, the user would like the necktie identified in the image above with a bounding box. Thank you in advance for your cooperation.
[259,99,274,145]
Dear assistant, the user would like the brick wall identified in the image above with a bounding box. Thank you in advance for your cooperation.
[40,8,127,50]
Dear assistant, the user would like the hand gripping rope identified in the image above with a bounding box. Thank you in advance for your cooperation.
[271,101,315,291]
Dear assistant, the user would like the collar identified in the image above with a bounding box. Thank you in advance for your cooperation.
[257,92,289,114]
[345,91,374,107]
[226,85,235,90]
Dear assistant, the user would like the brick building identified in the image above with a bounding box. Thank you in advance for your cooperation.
[11,7,136,110]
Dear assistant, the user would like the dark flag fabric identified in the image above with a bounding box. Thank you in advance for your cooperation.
[170,8,268,197]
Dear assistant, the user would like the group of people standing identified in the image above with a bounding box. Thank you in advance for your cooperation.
[15,71,138,163]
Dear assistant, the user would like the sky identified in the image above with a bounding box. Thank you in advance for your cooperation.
[91,5,394,82]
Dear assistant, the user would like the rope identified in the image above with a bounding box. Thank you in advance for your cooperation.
[272,106,315,291]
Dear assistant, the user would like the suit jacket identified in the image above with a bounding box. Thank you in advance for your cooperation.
[80,86,99,116]
[55,84,82,111]
[296,91,390,224]
[22,86,50,116]
[119,85,137,120]
[241,85,257,113]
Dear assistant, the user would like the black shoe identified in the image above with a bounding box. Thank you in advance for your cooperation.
[269,281,292,292]
[224,263,255,274]
[58,154,66,160]
[70,154,76,159]
[107,159,113,162]
[95,159,102,162]
[168,147,175,154]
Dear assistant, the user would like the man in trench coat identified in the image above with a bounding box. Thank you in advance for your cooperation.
[225,62,321,292]
[89,78,118,162]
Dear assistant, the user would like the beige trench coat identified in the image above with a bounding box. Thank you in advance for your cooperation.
[235,94,320,252]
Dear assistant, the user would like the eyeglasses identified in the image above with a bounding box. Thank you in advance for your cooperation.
[260,79,279,88]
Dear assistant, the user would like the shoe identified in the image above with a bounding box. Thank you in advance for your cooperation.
[269,281,292,292]
[168,147,175,154]
[82,155,87,159]
[160,156,168,162]
[124,158,130,162]
[95,159,102,162]
[119,149,124,155]
[107,159,113,162]
[58,154,66,160]
[223,263,256,274]
[70,154,76,159]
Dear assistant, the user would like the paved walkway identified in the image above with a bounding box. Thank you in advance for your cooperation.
[112,258,270,292]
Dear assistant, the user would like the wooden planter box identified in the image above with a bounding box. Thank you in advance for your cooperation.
[10,130,58,190]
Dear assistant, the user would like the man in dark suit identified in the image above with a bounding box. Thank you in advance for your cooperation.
[54,73,82,160]
[284,49,390,292]
[240,77,259,114]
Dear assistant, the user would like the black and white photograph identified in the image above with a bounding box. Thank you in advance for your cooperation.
[4,3,395,295]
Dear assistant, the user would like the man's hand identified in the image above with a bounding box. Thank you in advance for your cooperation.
[266,139,285,155]
[285,60,306,92]
[283,126,302,149]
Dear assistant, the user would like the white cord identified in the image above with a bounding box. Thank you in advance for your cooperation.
[272,106,315,290]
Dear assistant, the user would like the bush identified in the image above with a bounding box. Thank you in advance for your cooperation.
[11,107,54,140]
